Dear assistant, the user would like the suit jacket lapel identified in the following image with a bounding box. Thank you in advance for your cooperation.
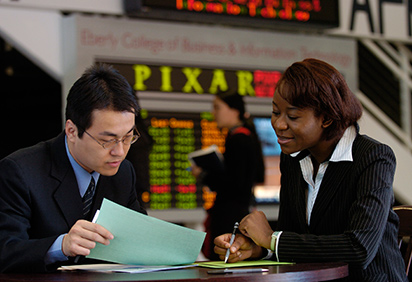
[309,161,352,229]
[50,132,83,227]
[290,152,310,232]
[296,174,310,232]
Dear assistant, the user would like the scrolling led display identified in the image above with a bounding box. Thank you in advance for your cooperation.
[139,0,339,28]
[108,62,282,97]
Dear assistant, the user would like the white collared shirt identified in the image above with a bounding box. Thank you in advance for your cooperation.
[297,125,356,225]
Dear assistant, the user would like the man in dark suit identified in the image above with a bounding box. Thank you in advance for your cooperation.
[0,64,146,273]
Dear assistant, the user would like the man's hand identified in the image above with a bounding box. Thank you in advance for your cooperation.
[62,219,113,257]
[213,233,262,262]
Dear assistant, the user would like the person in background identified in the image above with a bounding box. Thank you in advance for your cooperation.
[213,58,407,281]
[192,91,265,260]
[0,64,146,273]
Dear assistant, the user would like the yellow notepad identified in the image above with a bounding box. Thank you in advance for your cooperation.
[197,260,294,268]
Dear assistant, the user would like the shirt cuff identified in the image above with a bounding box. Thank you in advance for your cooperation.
[263,249,274,260]
[45,234,68,265]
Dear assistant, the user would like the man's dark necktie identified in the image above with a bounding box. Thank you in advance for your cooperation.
[82,176,95,218]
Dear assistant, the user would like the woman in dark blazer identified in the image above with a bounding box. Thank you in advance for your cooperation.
[214,58,408,281]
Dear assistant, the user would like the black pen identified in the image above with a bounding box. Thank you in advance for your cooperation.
[224,222,239,263]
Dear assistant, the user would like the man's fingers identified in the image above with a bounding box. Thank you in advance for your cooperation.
[63,220,114,257]
[75,220,114,242]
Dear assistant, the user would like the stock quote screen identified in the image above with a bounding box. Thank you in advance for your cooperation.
[141,110,226,210]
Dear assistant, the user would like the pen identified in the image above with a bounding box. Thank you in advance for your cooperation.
[224,222,239,263]
[74,209,100,264]
[208,268,269,274]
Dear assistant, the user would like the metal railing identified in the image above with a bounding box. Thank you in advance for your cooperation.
[360,39,412,151]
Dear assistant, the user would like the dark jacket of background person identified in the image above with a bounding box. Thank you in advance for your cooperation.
[0,132,146,273]
[276,132,407,281]
[202,124,264,260]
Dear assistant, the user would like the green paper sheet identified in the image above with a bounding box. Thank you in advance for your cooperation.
[88,198,206,265]
[197,260,294,268]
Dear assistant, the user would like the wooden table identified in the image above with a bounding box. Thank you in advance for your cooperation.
[0,262,348,281]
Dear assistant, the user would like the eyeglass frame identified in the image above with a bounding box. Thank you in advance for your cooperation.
[80,125,140,150]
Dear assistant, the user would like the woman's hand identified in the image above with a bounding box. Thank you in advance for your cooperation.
[239,211,273,250]
[213,233,263,262]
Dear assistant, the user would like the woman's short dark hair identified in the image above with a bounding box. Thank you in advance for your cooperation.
[65,64,139,137]
[276,58,362,140]
[216,91,246,121]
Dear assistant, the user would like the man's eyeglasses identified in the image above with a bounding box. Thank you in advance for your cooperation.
[82,127,140,150]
